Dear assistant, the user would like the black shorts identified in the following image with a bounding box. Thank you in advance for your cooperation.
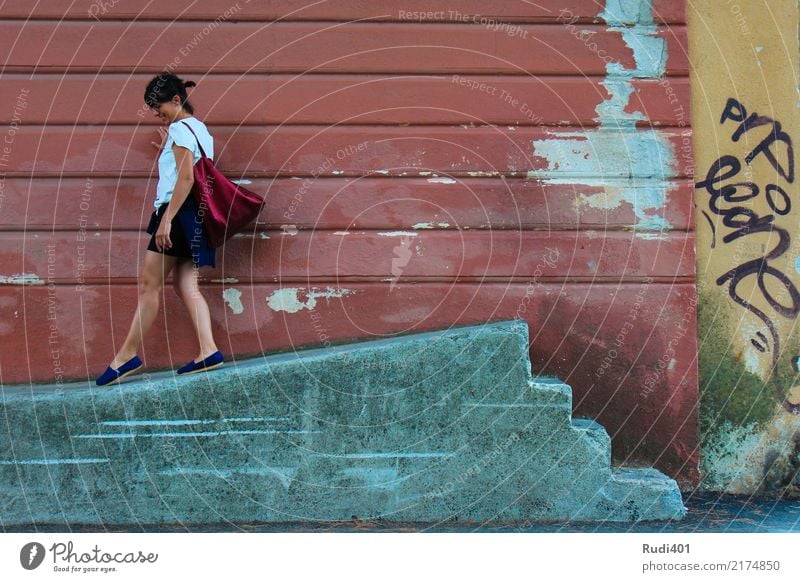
[146,196,216,268]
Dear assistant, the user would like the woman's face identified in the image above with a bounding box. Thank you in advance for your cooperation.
[151,95,183,124]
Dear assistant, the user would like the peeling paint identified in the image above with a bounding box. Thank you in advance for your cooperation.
[412,222,451,229]
[577,184,671,230]
[377,231,418,237]
[266,286,357,313]
[333,231,351,236]
[426,177,456,184]
[280,225,298,235]
[0,273,45,285]
[611,28,665,79]
[231,179,252,185]
[529,132,673,181]
[595,77,644,125]
[223,288,244,314]
[527,0,673,233]
[211,278,239,283]
[600,0,655,26]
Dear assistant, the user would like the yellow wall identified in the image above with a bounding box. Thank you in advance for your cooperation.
[690,0,800,493]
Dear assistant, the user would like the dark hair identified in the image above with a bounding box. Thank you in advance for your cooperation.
[144,72,197,114]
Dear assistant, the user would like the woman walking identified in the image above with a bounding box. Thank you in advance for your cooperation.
[95,72,223,386]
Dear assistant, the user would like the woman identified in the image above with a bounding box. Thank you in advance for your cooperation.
[95,72,223,386]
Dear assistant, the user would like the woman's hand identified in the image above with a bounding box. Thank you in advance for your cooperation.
[155,220,172,251]
[151,126,168,151]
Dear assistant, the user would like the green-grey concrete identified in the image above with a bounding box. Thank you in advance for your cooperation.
[0,320,685,527]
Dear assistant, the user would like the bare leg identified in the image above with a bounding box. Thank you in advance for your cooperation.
[110,250,178,368]
[173,258,219,363]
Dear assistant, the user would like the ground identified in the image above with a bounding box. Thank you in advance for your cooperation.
[4,492,799,534]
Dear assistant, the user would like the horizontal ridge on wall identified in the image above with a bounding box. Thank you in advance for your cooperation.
[0,22,688,75]
[0,1,687,24]
[11,229,694,283]
[2,177,695,231]
[0,74,690,127]
[0,126,695,178]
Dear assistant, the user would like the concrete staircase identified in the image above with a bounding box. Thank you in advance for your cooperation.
[0,320,685,526]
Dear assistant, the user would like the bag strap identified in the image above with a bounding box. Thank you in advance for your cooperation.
[179,120,208,159]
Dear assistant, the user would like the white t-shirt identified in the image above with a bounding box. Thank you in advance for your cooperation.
[154,116,214,208]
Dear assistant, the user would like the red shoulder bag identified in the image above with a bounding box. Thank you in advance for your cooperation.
[180,120,266,248]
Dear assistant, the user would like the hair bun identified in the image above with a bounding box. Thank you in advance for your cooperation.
[183,80,197,88]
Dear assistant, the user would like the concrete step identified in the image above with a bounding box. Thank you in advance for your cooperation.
[570,418,612,469]
[576,467,689,522]
[0,319,686,526]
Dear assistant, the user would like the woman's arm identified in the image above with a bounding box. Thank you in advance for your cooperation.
[163,144,195,222]
[154,144,194,251]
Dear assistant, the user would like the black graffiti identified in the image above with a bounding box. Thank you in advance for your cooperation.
[720,97,794,182]
[696,154,792,360]
[751,331,769,353]
[697,98,800,414]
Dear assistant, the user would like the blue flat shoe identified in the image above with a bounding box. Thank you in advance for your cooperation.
[95,355,143,386]
[177,350,224,375]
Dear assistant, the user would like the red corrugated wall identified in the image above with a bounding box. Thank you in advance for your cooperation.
[0,1,697,485]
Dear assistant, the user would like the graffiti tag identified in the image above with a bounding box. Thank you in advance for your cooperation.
[696,97,799,413]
